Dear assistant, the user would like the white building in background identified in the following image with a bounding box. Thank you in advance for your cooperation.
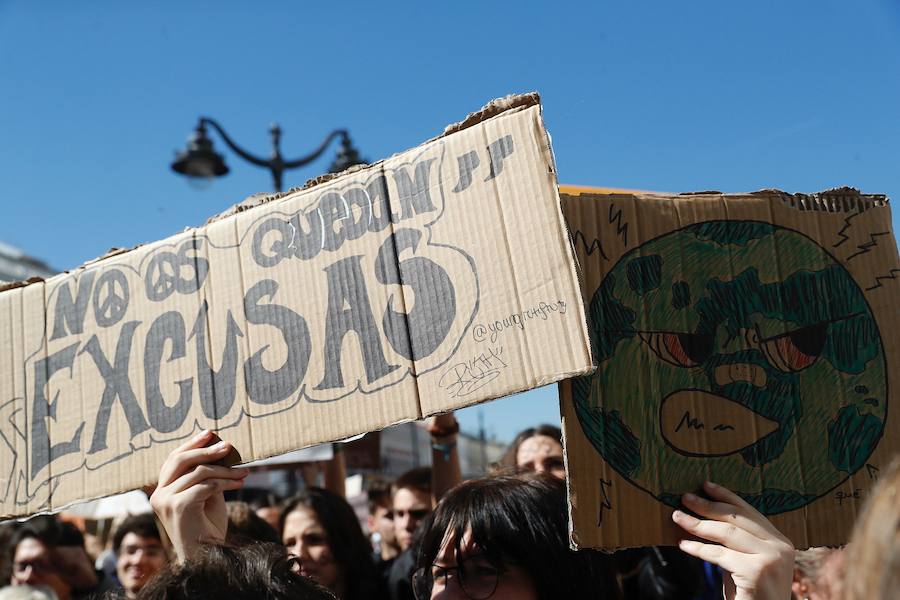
[0,241,56,282]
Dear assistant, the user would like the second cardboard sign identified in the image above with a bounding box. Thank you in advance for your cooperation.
[560,186,900,550]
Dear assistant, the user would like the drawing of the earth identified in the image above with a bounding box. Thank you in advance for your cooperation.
[572,221,887,515]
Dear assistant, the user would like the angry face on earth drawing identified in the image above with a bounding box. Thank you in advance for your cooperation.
[572,221,887,514]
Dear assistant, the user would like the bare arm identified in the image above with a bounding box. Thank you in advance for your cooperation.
[322,444,347,498]
[428,412,462,503]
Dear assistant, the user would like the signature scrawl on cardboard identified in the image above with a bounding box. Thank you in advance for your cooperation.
[560,187,900,550]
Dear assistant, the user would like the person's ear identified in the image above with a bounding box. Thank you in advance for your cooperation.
[790,575,810,600]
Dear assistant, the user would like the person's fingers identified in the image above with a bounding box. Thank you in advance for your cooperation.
[158,437,233,487]
[157,430,214,485]
[681,490,771,542]
[677,539,746,574]
[174,429,215,454]
[701,481,786,541]
[169,463,249,494]
[166,478,244,519]
[177,477,246,505]
[672,510,764,554]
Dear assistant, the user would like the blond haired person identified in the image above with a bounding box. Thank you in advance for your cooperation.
[791,547,844,600]
[842,456,900,600]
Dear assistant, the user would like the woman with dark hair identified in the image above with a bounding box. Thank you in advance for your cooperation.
[413,472,794,600]
[226,501,281,545]
[414,472,614,599]
[279,488,383,600]
[495,424,721,598]
[495,424,564,477]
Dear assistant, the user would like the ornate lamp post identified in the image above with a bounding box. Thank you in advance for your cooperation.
[171,117,366,192]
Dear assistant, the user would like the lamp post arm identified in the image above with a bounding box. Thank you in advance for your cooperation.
[199,117,271,169]
[282,129,347,170]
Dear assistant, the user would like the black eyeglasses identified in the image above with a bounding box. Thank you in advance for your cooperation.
[412,555,503,600]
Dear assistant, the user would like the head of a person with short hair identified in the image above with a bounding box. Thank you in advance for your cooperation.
[414,471,614,600]
[792,546,844,600]
[238,487,283,535]
[392,467,433,553]
[366,481,399,561]
[0,522,20,587]
[8,517,74,600]
[279,487,378,600]
[226,501,280,545]
[497,424,565,479]
[112,513,167,599]
[135,543,335,600]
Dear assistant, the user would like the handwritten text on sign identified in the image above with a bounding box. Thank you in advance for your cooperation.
[11,134,516,505]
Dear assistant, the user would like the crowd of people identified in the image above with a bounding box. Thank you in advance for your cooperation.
[1,512,163,599]
[0,415,896,599]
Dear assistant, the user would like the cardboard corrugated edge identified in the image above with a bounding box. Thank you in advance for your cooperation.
[535,104,595,386]
[558,185,897,551]
[564,186,887,207]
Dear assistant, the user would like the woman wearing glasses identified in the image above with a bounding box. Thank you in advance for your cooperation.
[413,472,613,599]
[412,472,793,600]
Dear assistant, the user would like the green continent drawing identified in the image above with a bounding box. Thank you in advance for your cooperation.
[573,221,887,515]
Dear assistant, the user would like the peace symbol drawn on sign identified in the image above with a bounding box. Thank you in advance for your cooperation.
[145,251,180,301]
[92,268,130,327]
[144,239,209,302]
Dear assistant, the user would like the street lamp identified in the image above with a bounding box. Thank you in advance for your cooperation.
[171,117,366,192]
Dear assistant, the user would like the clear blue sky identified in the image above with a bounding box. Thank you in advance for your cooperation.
[2,1,900,443]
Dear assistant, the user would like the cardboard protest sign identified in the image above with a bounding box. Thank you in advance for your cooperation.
[559,186,900,550]
[0,93,593,518]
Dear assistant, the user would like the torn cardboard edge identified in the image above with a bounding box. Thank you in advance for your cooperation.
[562,185,889,211]
[204,93,542,226]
